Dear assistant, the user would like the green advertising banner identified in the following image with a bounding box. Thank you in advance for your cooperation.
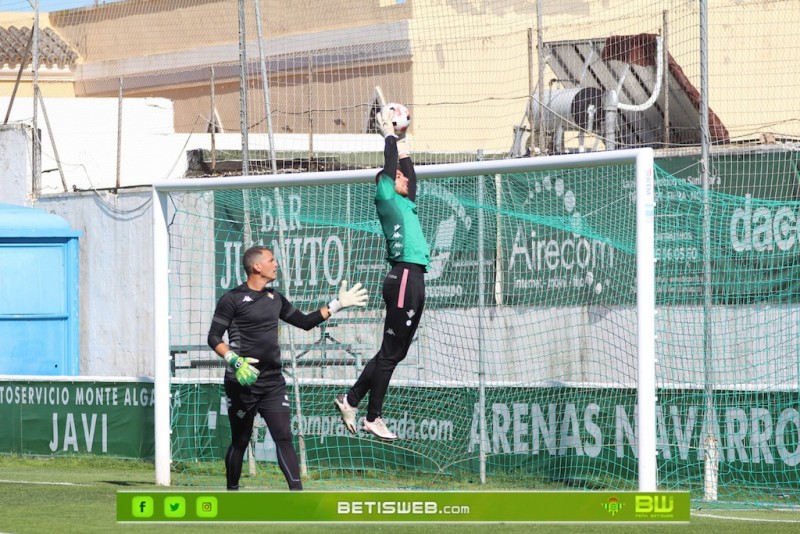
[212,150,800,308]
[212,177,492,308]
[4,378,796,488]
[172,383,800,486]
[0,379,155,458]
[499,168,637,306]
[653,150,800,304]
[213,185,385,305]
[659,150,800,201]
[117,490,691,523]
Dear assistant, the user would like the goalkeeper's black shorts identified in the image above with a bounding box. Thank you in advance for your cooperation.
[224,372,290,415]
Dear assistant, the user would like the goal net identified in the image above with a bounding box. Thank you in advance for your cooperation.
[153,149,658,491]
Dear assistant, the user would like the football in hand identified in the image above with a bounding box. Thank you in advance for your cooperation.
[381,103,411,135]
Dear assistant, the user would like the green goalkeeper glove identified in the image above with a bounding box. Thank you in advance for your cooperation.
[327,280,368,315]
[224,351,260,386]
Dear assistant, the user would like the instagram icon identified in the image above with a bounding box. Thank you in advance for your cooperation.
[196,496,218,518]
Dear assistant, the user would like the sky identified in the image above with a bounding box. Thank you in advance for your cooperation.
[1,0,115,12]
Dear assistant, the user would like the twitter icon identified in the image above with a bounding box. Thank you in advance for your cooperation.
[164,496,186,518]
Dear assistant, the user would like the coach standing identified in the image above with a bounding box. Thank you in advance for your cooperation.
[208,245,368,490]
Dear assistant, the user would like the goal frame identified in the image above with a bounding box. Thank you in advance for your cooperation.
[152,148,656,490]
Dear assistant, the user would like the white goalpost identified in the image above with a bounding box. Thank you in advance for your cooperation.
[152,148,656,491]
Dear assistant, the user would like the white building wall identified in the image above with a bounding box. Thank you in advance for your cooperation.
[35,190,155,377]
[1,97,181,193]
[0,124,31,205]
[1,96,384,195]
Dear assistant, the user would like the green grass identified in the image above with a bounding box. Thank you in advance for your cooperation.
[170,459,586,490]
[1,455,799,534]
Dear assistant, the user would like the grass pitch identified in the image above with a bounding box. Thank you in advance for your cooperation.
[1,455,799,534]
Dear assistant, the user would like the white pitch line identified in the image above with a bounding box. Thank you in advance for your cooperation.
[694,512,800,523]
[0,479,88,486]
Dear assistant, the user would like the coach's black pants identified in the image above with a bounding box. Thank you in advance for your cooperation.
[348,262,425,421]
[224,375,302,491]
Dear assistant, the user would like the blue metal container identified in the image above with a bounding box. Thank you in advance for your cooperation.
[0,203,82,375]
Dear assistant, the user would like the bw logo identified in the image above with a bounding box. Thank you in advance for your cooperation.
[635,496,674,514]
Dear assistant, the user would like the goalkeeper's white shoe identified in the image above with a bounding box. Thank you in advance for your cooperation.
[334,394,358,434]
[363,417,398,441]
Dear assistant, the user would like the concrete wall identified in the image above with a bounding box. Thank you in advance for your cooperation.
[41,183,800,386]
[0,124,30,205]
[49,0,410,62]
[35,189,155,377]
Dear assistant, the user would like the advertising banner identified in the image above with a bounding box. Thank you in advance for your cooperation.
[212,178,492,308]
[171,383,800,485]
[4,378,796,487]
[0,379,155,458]
[212,151,800,308]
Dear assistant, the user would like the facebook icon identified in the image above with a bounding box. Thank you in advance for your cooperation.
[131,496,154,518]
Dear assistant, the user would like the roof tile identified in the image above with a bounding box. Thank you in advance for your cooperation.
[0,26,78,69]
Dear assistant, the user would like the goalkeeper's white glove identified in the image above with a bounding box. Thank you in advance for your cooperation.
[396,135,412,159]
[327,281,368,315]
[224,351,260,386]
[377,107,397,138]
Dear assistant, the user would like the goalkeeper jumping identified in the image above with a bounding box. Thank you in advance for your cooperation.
[334,104,430,441]
[208,245,368,490]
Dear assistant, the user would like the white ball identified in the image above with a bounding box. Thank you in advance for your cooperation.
[382,103,411,135]
[594,282,603,294]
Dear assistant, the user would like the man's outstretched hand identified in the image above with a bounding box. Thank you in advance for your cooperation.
[328,281,368,315]
[339,281,368,308]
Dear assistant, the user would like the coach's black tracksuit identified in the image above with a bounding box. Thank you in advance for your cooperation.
[208,285,325,490]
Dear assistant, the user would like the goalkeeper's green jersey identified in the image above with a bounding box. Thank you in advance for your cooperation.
[375,173,430,268]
